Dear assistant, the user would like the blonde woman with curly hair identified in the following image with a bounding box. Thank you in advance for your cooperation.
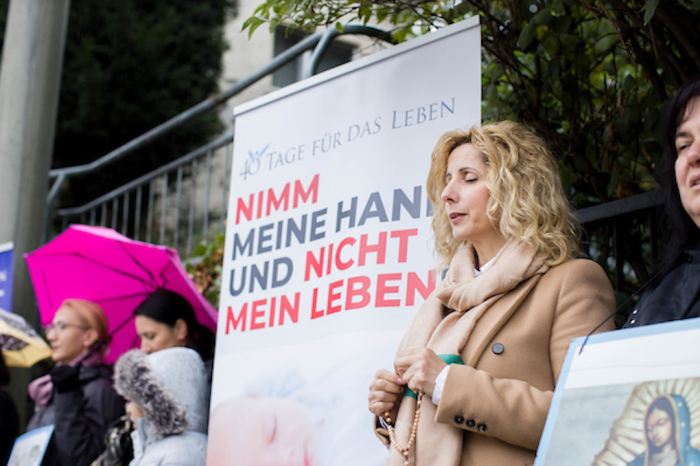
[368,121,616,466]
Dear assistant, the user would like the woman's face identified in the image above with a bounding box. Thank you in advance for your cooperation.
[46,305,92,364]
[675,96,700,228]
[646,407,673,450]
[441,143,504,255]
[126,401,144,424]
[135,315,187,354]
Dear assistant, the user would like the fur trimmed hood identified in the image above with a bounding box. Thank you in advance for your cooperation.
[114,348,208,438]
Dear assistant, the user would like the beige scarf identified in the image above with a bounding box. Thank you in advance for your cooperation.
[386,239,548,466]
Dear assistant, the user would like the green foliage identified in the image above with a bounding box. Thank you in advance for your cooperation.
[641,0,659,25]
[241,0,443,42]
[186,233,225,309]
[46,0,236,207]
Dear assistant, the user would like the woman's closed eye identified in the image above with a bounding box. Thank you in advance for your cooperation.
[676,136,693,153]
[463,172,479,182]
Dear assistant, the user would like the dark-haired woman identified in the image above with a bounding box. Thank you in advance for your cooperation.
[91,289,214,466]
[133,288,215,363]
[624,75,700,328]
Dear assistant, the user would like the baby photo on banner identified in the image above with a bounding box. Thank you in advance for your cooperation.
[207,17,481,466]
[535,318,700,466]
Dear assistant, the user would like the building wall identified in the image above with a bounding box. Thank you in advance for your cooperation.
[218,0,391,127]
[219,0,277,123]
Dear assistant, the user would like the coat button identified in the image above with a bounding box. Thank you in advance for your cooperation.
[477,423,487,432]
[492,343,504,355]
[454,415,464,424]
[466,419,475,428]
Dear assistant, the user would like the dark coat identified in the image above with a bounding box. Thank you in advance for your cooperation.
[0,389,19,464]
[26,364,125,466]
[624,248,700,328]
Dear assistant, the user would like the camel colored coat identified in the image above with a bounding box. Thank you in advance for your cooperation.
[377,258,616,466]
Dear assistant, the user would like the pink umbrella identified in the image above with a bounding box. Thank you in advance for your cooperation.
[24,224,217,363]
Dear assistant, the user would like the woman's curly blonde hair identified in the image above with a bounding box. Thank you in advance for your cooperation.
[426,120,581,269]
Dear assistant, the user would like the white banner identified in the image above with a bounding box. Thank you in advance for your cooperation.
[208,18,481,466]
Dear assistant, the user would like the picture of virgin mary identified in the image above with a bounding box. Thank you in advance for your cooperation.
[593,378,700,466]
[628,394,700,466]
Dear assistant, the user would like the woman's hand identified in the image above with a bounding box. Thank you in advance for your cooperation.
[394,348,447,399]
[368,369,406,420]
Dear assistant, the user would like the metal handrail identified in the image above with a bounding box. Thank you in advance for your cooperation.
[575,190,662,224]
[45,25,394,241]
[54,134,233,216]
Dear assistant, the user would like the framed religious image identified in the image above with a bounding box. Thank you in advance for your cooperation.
[535,318,700,466]
[8,424,54,466]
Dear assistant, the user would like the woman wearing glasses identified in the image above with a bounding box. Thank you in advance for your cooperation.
[26,299,125,466]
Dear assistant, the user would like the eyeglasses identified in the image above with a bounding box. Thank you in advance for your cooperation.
[44,321,90,334]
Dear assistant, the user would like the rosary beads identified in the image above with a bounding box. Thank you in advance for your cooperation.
[384,391,423,466]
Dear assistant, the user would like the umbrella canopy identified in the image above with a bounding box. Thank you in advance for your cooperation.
[25,224,218,363]
[0,309,52,368]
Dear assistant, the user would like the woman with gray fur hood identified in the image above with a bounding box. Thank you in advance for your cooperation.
[114,347,208,465]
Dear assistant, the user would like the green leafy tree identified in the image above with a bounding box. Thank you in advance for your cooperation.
[0,0,237,207]
[242,0,700,303]
[186,233,225,309]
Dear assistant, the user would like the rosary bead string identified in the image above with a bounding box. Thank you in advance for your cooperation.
[384,392,423,466]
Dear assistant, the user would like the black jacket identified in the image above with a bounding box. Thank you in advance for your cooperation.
[624,248,700,327]
[26,364,125,466]
[0,389,19,464]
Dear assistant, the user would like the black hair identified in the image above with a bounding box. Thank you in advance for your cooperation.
[0,353,10,386]
[653,74,700,285]
[134,289,215,361]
